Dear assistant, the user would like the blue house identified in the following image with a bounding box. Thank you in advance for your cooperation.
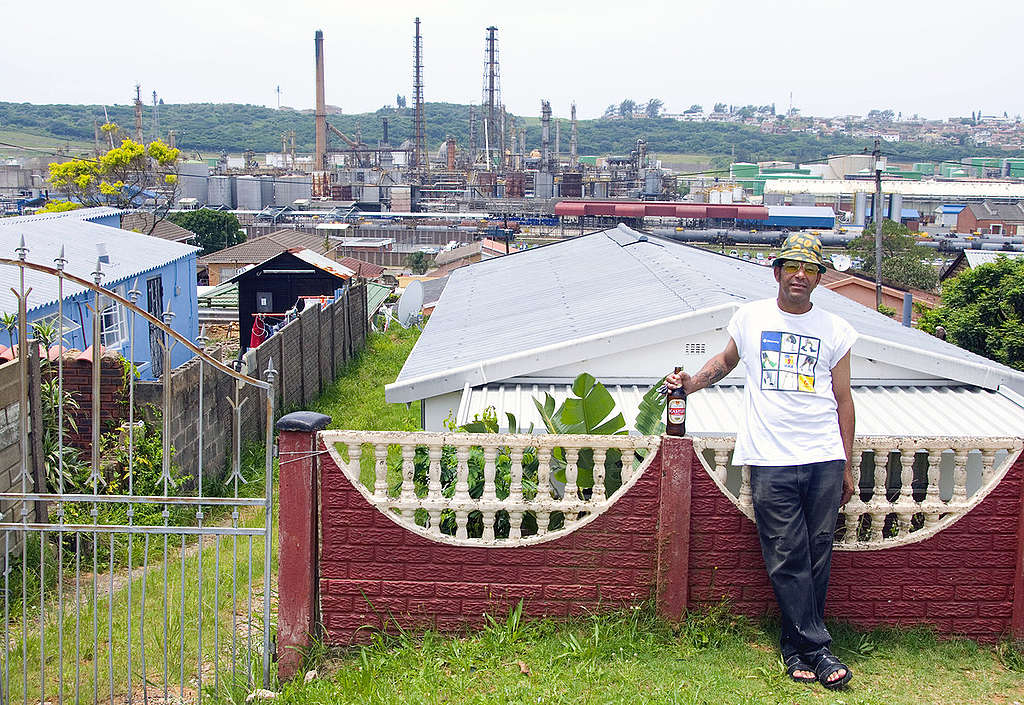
[0,208,200,379]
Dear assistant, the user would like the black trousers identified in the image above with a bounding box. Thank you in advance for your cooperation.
[750,459,845,662]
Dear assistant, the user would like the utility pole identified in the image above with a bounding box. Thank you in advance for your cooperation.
[874,139,884,309]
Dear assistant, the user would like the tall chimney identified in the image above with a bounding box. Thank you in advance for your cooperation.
[541,100,551,173]
[314,30,327,172]
[570,102,578,167]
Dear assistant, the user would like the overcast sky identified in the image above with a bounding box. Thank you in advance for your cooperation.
[3,0,1021,122]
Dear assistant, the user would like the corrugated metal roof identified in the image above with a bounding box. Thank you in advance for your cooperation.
[388,224,1024,403]
[766,179,1024,199]
[963,250,1024,267]
[366,282,391,319]
[120,212,197,243]
[766,205,835,218]
[289,249,355,278]
[0,218,198,314]
[461,383,1024,438]
[687,385,1024,437]
[0,206,124,225]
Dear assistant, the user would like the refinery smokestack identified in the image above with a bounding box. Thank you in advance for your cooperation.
[570,102,578,167]
[541,100,551,173]
[314,30,327,172]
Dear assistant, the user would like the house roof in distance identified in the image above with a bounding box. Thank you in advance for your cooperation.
[198,230,328,266]
[120,212,198,243]
[0,216,199,314]
[224,248,355,284]
[386,224,1024,403]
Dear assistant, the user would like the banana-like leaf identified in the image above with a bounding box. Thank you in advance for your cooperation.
[559,373,627,436]
[635,375,668,437]
[533,392,574,434]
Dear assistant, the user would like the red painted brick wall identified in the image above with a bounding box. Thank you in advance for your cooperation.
[318,439,661,644]
[311,434,1024,647]
[47,352,128,453]
[687,454,1024,642]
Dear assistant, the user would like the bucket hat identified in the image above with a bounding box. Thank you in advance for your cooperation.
[775,232,826,273]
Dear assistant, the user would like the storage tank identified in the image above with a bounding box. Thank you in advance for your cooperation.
[207,176,236,208]
[644,170,662,197]
[890,194,904,223]
[720,188,733,204]
[709,189,722,204]
[535,172,554,199]
[732,186,744,202]
[853,192,867,226]
[590,180,609,199]
[235,176,264,210]
[273,176,312,206]
[177,161,209,203]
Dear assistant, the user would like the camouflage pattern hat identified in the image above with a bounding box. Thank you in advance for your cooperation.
[775,232,826,273]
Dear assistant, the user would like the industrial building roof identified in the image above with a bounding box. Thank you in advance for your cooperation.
[765,178,1024,199]
[387,224,1024,403]
[0,217,199,314]
[765,205,835,219]
[964,201,1024,222]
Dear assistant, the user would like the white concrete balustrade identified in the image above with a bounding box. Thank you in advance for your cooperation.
[322,430,662,547]
[693,435,1023,549]
[321,431,1022,549]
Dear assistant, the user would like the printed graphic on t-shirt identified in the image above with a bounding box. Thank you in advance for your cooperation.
[759,331,820,393]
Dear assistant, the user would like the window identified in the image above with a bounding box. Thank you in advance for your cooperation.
[99,286,129,351]
[990,223,1003,235]
[33,311,80,344]
[684,342,707,355]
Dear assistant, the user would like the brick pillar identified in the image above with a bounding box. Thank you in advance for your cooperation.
[1013,456,1024,639]
[276,411,331,680]
[656,435,693,621]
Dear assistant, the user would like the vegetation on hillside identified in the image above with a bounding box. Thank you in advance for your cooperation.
[1,101,1014,164]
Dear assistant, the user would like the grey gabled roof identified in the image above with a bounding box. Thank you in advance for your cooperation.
[387,224,1024,402]
[0,218,199,315]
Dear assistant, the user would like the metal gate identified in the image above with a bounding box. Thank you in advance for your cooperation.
[0,243,276,704]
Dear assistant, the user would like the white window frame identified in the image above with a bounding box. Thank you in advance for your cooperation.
[34,311,81,344]
[99,285,129,351]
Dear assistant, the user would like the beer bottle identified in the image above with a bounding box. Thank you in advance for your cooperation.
[666,365,687,437]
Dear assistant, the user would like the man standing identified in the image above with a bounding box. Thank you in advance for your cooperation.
[667,232,856,689]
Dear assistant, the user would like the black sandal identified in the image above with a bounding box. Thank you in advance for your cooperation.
[783,654,817,683]
[810,651,852,690]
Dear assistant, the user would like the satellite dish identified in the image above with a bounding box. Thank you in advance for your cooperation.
[831,254,852,272]
[396,280,424,328]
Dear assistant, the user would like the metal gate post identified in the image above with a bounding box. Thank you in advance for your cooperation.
[275,411,331,680]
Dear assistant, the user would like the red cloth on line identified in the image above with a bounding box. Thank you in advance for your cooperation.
[250,315,269,349]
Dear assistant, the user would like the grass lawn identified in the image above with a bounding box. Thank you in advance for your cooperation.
[282,324,1024,704]
[280,605,1023,705]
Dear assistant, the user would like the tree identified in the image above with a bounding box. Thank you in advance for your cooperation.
[35,200,81,213]
[645,98,663,119]
[848,219,938,291]
[406,251,430,275]
[686,104,703,113]
[166,209,243,255]
[602,104,618,119]
[918,257,1024,371]
[619,100,637,119]
[713,102,727,113]
[47,124,179,233]
[396,94,406,109]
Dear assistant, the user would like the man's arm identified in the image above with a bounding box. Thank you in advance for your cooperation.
[666,338,740,395]
[831,350,856,506]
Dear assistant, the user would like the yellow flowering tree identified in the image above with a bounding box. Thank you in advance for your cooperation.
[47,123,181,228]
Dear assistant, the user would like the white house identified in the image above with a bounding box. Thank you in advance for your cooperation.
[385,225,1024,438]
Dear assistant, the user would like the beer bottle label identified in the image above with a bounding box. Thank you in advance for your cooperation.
[667,398,686,424]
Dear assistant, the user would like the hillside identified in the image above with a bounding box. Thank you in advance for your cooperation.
[0,101,1010,165]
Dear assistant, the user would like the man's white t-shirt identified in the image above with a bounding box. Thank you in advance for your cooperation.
[726,298,857,466]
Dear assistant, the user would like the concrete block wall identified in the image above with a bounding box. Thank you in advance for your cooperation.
[275,432,1024,679]
[686,452,1024,642]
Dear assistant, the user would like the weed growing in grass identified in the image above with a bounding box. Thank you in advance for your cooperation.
[996,639,1024,672]
[681,600,748,651]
